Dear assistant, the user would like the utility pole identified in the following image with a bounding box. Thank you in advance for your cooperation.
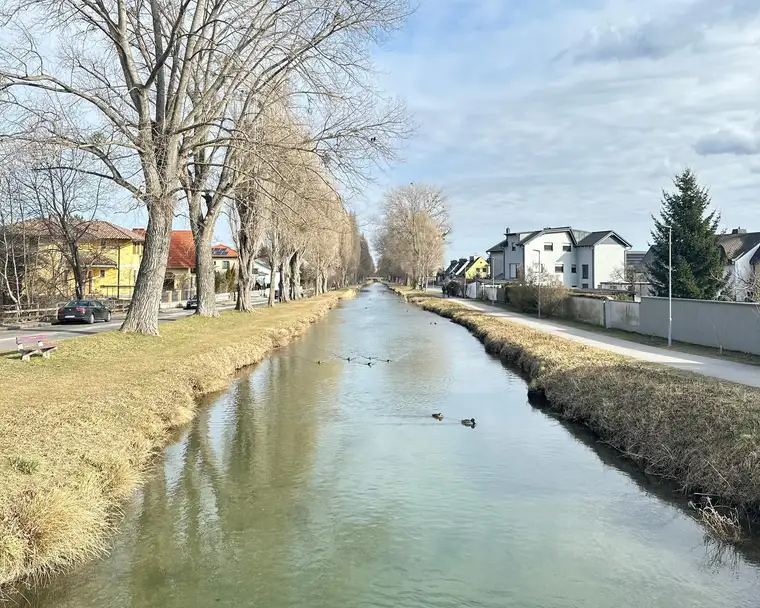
[533,248,541,319]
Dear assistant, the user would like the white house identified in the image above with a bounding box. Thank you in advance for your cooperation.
[487,226,631,289]
[718,228,760,300]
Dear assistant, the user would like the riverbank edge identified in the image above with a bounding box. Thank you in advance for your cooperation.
[389,285,760,516]
[0,289,356,593]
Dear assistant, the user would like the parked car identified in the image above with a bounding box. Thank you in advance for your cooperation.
[185,295,198,310]
[57,300,112,324]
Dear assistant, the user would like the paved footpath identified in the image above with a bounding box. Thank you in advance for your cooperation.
[452,298,760,389]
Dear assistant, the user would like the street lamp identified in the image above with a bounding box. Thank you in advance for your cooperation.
[533,249,542,319]
[663,224,672,346]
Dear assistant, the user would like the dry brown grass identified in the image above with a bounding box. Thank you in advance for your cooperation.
[390,286,760,514]
[0,290,353,590]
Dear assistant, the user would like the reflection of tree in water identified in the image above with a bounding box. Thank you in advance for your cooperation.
[533,403,760,576]
[123,339,348,607]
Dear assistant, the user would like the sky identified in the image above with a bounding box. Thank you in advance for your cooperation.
[108,0,760,260]
[351,0,760,259]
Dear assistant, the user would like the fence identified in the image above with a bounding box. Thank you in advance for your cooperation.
[0,299,131,325]
[639,297,760,355]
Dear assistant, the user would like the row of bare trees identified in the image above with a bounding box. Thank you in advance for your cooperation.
[0,0,411,333]
[375,183,450,289]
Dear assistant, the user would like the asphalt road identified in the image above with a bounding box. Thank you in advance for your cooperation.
[0,300,264,349]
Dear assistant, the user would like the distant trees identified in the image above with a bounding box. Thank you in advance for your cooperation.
[647,169,726,300]
[358,235,375,279]
[375,183,450,288]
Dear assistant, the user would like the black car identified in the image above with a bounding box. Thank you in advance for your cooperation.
[185,295,198,310]
[57,300,112,324]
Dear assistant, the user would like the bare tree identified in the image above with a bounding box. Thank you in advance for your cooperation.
[375,183,450,289]
[610,263,647,295]
[0,0,410,333]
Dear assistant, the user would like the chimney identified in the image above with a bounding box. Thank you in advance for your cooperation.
[469,255,475,262]
[451,259,457,266]
[732,227,747,235]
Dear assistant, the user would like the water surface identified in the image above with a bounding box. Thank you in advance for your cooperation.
[20,284,760,607]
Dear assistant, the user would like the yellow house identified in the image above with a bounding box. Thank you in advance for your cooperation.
[8,220,144,300]
[456,255,490,280]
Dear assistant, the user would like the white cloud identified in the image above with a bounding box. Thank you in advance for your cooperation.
[366,0,760,255]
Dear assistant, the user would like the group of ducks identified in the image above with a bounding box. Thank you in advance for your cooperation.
[431,413,476,427]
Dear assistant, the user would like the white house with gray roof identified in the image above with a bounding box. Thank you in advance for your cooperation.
[487,226,631,289]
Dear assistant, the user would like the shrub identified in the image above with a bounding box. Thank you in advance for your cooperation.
[507,273,569,316]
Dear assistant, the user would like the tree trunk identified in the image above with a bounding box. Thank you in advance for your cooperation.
[322,273,328,293]
[190,193,218,317]
[235,229,256,312]
[290,251,301,299]
[267,261,276,307]
[121,206,173,335]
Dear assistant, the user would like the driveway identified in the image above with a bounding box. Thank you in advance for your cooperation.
[454,298,760,389]
[0,300,262,350]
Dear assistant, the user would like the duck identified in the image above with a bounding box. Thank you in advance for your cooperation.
[432,413,444,421]
[461,418,476,427]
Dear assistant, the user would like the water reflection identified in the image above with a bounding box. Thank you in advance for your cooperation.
[17,285,760,607]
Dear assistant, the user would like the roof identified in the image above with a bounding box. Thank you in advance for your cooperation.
[453,259,469,276]
[11,219,145,242]
[718,231,760,261]
[167,230,196,269]
[81,252,117,267]
[443,260,460,275]
[211,243,238,258]
[575,230,632,248]
[487,239,508,253]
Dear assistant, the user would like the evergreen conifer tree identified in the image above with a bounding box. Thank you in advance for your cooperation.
[647,168,726,300]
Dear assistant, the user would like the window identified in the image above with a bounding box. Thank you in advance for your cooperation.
[222,261,230,270]
[99,270,106,278]
[511,244,516,251]
[582,283,589,289]
[508,263,518,279]
[554,264,564,273]
[582,264,589,279]
[571,285,577,288]
[544,243,553,251]
[562,244,572,252]
[100,240,107,247]
[190,268,197,274]
[571,264,577,274]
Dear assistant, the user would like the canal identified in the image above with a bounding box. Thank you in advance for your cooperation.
[19,284,760,607]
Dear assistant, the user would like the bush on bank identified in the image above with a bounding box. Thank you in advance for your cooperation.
[394,287,760,514]
[0,290,354,591]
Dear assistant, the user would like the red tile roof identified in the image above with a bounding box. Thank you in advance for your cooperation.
[167,230,196,269]
[13,219,145,242]
[211,243,238,258]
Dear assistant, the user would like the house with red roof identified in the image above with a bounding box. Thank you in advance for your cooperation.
[163,231,241,290]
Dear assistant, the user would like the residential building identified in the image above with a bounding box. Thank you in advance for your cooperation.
[487,226,631,289]
[455,255,489,280]
[211,243,239,272]
[164,230,196,290]
[718,228,760,301]
[2,219,144,301]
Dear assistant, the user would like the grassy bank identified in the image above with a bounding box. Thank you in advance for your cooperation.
[391,286,760,514]
[0,290,354,590]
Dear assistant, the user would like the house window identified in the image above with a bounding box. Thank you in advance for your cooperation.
[571,285,577,288]
[582,283,589,289]
[582,264,589,279]
[508,263,518,279]
[99,270,105,278]
[190,268,196,274]
[562,244,572,252]
[511,244,516,251]
[222,261,230,270]
[100,240,107,247]
[544,243,553,251]
[571,264,577,274]
[554,264,564,273]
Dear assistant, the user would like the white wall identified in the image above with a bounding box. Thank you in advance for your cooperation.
[521,231,577,287]
[575,248,593,289]
[592,238,626,288]
[725,245,760,300]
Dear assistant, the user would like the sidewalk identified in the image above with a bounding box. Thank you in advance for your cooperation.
[454,298,760,388]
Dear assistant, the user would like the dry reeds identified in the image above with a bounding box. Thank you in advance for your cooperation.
[0,290,353,590]
[391,286,760,518]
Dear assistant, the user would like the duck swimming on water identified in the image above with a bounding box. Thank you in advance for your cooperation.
[432,413,444,421]
[461,418,476,427]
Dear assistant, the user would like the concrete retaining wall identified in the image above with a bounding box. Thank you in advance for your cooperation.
[605,300,640,331]
[639,297,760,355]
[560,296,605,327]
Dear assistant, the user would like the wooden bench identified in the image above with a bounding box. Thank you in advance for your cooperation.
[16,334,58,362]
